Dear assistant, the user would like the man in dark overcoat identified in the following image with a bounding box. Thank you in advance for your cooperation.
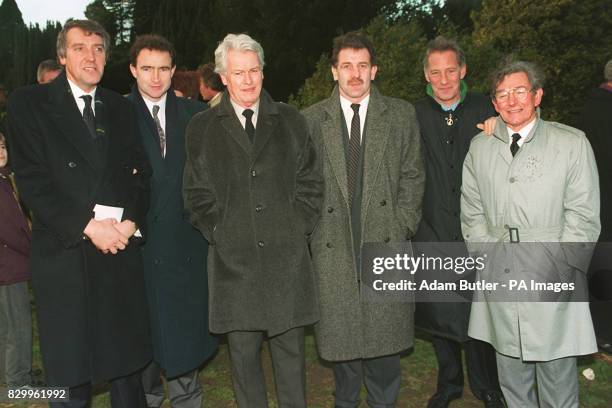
[127,35,218,408]
[302,32,425,408]
[183,33,323,407]
[6,19,151,408]
[413,37,504,408]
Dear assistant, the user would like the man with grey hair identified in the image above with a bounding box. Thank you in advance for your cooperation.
[183,33,323,407]
[36,59,62,84]
[461,59,600,407]
[7,19,151,407]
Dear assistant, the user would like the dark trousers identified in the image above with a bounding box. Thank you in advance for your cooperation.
[333,354,401,408]
[227,327,306,408]
[49,369,147,408]
[141,361,202,408]
[432,336,500,400]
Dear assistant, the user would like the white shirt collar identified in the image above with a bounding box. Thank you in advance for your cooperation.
[142,92,167,120]
[230,98,260,129]
[67,78,96,116]
[506,117,536,147]
[340,94,369,141]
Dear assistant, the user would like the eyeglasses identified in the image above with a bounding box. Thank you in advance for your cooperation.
[494,86,533,103]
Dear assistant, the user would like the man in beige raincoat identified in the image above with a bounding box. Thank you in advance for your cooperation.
[461,60,599,407]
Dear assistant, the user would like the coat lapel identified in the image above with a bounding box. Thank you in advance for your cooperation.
[322,87,350,204]
[252,90,279,162]
[217,91,253,155]
[361,86,390,211]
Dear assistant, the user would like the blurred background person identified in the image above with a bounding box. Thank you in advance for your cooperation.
[171,70,200,99]
[36,59,62,84]
[197,63,224,107]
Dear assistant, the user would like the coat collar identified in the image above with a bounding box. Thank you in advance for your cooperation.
[492,111,541,164]
[216,89,279,160]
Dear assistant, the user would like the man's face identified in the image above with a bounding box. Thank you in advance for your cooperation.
[492,71,543,132]
[424,50,466,106]
[332,48,377,104]
[59,27,106,92]
[130,49,175,102]
[199,80,218,101]
[220,50,263,108]
[0,141,7,168]
[39,69,61,84]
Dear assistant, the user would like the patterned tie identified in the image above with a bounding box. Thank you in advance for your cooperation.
[510,133,521,157]
[347,103,361,208]
[80,95,96,139]
[152,105,166,157]
[243,109,255,143]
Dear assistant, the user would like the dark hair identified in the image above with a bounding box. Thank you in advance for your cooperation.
[172,70,200,99]
[57,19,110,59]
[331,31,376,66]
[129,34,176,67]
[423,36,466,69]
[37,59,62,82]
[490,58,544,99]
[197,63,225,92]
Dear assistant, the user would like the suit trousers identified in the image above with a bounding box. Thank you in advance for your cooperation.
[333,354,401,408]
[496,352,578,408]
[48,369,147,408]
[227,327,306,408]
[432,336,500,399]
[142,361,202,408]
[0,282,32,386]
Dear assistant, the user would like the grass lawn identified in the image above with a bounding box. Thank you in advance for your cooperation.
[1,323,610,407]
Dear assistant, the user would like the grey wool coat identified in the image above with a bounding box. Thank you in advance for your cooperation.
[183,90,323,336]
[302,86,425,361]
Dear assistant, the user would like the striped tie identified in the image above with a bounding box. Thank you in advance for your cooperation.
[152,105,166,157]
[347,103,361,208]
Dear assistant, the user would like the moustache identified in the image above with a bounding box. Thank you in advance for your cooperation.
[348,78,364,85]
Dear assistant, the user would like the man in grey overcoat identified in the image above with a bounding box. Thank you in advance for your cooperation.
[461,60,600,407]
[127,34,218,408]
[302,32,425,407]
[183,33,323,407]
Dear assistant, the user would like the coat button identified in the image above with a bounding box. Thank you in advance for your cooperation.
[68,161,77,168]
[154,259,160,265]
[380,200,387,206]
[255,205,263,212]
[251,170,257,177]
[509,177,516,183]
[326,242,332,248]
[187,256,192,263]
[446,139,454,144]
[452,235,458,240]
[327,207,334,213]
[504,268,510,273]
[384,237,390,243]
[451,187,457,193]
[258,241,265,248]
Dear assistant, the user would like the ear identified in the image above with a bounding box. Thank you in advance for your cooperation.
[59,55,67,66]
[170,65,176,77]
[424,68,431,83]
[129,64,137,79]
[220,73,229,86]
[370,65,378,80]
[460,64,467,79]
[331,65,339,81]
[492,98,501,114]
[534,88,543,107]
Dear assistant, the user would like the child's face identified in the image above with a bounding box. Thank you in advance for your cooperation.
[0,141,7,168]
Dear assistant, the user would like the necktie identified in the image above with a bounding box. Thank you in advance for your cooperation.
[347,103,361,207]
[243,109,255,143]
[510,133,521,157]
[80,95,96,139]
[152,105,166,157]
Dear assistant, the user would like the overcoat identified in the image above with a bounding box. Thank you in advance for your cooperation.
[6,73,152,386]
[183,90,323,336]
[127,87,218,378]
[461,116,599,361]
[414,92,495,341]
[302,86,425,361]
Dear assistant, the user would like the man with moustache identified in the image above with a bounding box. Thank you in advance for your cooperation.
[461,60,599,407]
[302,32,424,407]
[127,34,217,408]
[183,33,323,407]
[6,19,151,407]
[413,36,504,408]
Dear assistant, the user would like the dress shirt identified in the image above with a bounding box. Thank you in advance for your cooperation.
[506,117,536,148]
[230,99,259,130]
[67,79,96,116]
[340,94,369,141]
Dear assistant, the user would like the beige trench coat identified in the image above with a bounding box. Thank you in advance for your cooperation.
[461,116,600,361]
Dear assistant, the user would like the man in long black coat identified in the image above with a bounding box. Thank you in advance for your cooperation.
[6,20,151,408]
[127,34,218,408]
[413,37,503,408]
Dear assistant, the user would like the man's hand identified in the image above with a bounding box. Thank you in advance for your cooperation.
[114,220,137,239]
[476,116,497,135]
[83,218,129,254]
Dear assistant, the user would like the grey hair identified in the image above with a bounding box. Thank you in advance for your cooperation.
[57,19,111,60]
[214,33,265,74]
[604,59,612,82]
[36,59,62,83]
[490,59,544,98]
[423,36,466,69]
